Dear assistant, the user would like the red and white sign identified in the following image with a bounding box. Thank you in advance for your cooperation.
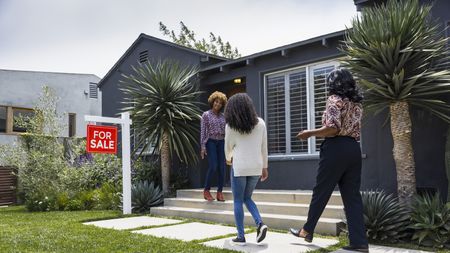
[86,125,118,154]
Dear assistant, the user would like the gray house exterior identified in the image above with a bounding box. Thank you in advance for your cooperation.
[98,0,450,199]
[0,69,102,145]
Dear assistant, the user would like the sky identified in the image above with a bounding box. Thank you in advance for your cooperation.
[0,0,357,78]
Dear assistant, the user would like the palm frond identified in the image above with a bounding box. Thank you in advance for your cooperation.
[341,0,450,123]
[120,59,203,166]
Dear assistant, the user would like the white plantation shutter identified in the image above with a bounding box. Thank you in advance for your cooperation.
[266,75,286,154]
[289,70,309,153]
[313,65,337,151]
[264,60,339,156]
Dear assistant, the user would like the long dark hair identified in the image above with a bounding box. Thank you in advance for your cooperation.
[326,68,363,103]
[224,93,259,134]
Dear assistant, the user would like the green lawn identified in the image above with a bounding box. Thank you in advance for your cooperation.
[0,206,236,253]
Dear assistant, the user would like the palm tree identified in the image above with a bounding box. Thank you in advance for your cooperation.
[342,0,450,204]
[120,60,203,195]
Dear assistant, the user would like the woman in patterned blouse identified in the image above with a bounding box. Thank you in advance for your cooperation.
[289,69,369,252]
[200,91,228,202]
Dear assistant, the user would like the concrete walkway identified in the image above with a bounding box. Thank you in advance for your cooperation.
[83,216,433,253]
[332,245,432,253]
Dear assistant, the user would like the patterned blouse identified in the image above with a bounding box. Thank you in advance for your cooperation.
[322,95,363,140]
[200,110,226,150]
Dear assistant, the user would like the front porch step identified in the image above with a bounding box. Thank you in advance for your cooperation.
[177,189,343,206]
[164,198,345,219]
[150,206,343,235]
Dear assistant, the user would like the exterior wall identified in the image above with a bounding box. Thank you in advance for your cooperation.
[0,70,101,144]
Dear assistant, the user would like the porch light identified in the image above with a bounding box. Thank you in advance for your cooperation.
[233,78,242,84]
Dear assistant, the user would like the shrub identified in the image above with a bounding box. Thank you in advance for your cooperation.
[132,158,161,185]
[93,183,122,210]
[358,190,410,242]
[409,193,450,248]
[132,180,163,213]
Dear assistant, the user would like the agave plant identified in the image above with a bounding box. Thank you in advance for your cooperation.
[358,190,410,242]
[131,180,164,213]
[342,0,450,204]
[409,193,450,248]
[120,60,203,194]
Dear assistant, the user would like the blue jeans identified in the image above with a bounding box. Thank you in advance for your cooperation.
[231,169,262,238]
[204,139,225,192]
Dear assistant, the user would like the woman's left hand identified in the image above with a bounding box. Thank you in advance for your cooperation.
[297,130,312,140]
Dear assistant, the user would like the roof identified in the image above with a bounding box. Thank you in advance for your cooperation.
[199,30,346,72]
[0,68,100,79]
[97,33,229,88]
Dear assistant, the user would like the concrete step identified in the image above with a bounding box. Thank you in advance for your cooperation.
[150,206,343,235]
[177,188,343,206]
[164,198,345,219]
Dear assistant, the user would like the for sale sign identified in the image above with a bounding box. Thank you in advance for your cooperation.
[86,125,118,154]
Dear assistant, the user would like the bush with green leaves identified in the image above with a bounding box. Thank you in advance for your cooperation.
[358,190,410,242]
[132,180,163,213]
[0,86,122,211]
[132,158,161,185]
[409,193,450,248]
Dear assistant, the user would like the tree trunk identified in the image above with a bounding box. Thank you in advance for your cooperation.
[390,102,416,205]
[160,130,171,195]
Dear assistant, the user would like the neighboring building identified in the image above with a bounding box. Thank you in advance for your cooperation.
[0,69,102,145]
[99,0,450,199]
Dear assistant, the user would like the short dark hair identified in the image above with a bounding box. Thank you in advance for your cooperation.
[224,93,258,134]
[326,68,363,103]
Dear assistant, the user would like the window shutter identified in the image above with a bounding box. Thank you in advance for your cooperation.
[139,50,149,63]
[313,66,336,151]
[266,75,286,154]
[89,83,98,99]
[289,70,308,153]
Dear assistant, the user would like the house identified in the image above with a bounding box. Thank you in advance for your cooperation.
[0,69,102,145]
[98,0,450,200]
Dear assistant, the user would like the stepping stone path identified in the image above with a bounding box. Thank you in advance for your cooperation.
[203,231,338,253]
[83,216,181,230]
[332,245,432,253]
[132,222,236,241]
[83,216,433,253]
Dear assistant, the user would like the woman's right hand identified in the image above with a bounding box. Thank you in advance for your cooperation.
[201,149,207,159]
[261,168,269,181]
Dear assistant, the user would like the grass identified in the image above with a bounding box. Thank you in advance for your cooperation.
[0,206,236,253]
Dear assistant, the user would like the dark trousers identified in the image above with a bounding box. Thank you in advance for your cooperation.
[303,136,368,246]
[204,139,225,192]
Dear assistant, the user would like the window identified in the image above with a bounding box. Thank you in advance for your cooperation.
[313,65,336,151]
[12,108,34,133]
[68,113,76,137]
[0,106,6,133]
[139,50,149,64]
[264,61,339,156]
[89,83,98,99]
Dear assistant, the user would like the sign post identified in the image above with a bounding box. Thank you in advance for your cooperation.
[85,112,132,215]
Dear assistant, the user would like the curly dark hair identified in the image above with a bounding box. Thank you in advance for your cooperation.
[207,91,227,109]
[326,68,363,103]
[224,93,259,134]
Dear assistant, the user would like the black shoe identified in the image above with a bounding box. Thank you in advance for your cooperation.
[289,228,313,243]
[256,223,268,243]
[231,236,246,245]
[342,245,369,252]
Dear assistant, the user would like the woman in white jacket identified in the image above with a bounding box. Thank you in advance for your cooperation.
[224,93,269,245]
